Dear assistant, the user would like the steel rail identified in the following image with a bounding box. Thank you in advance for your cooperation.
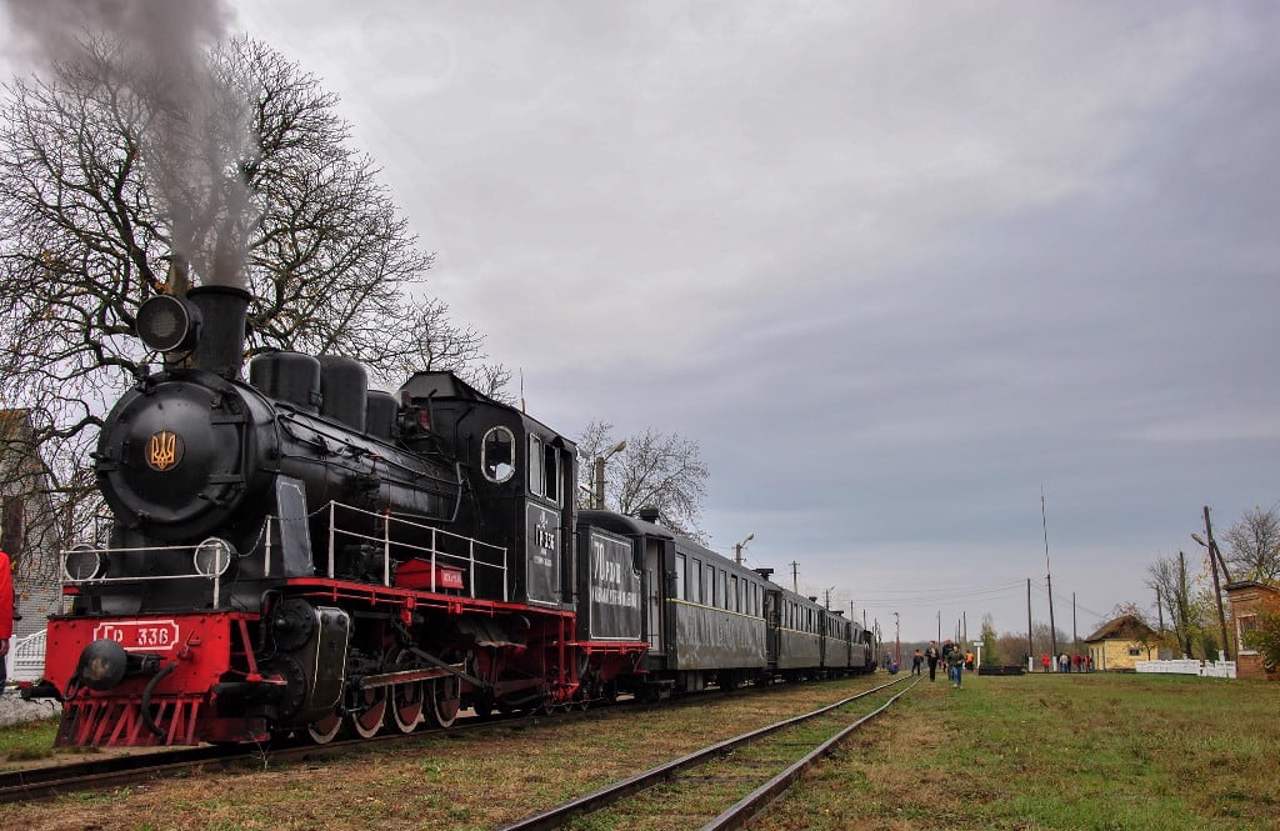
[0,707,533,805]
[0,672,877,805]
[497,674,910,831]
[700,677,920,830]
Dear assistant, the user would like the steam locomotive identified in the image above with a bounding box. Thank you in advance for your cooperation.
[28,285,875,747]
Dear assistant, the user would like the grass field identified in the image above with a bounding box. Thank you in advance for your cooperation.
[761,672,1280,831]
[0,673,1275,830]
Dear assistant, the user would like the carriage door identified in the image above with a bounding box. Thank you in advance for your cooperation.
[644,539,663,652]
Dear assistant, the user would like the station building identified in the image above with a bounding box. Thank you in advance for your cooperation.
[1226,579,1280,681]
[1,409,63,642]
[1083,614,1158,671]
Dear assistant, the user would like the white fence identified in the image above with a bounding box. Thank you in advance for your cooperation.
[1135,658,1237,679]
[3,628,46,684]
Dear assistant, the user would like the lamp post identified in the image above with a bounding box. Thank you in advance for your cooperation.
[893,611,901,666]
[592,440,627,510]
[733,533,754,565]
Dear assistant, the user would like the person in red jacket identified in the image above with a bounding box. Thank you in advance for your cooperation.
[0,547,12,690]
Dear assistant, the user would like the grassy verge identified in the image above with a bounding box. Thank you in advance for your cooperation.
[0,718,61,766]
[0,675,890,831]
[761,672,1280,831]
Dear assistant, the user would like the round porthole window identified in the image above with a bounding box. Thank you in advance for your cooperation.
[482,426,515,483]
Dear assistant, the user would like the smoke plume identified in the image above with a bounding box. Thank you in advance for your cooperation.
[1,0,255,288]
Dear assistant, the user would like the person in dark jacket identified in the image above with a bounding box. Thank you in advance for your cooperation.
[911,649,924,676]
[946,642,965,687]
[924,641,939,681]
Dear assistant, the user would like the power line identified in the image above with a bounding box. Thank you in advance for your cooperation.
[846,580,1026,596]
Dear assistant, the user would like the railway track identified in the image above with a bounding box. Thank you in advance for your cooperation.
[499,675,918,831]
[0,673,879,805]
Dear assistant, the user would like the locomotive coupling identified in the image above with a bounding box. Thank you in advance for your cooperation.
[75,639,164,691]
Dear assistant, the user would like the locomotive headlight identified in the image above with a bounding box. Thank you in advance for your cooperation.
[136,294,200,353]
[193,537,235,577]
[64,544,104,581]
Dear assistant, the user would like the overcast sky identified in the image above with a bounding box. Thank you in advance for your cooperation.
[13,2,1278,641]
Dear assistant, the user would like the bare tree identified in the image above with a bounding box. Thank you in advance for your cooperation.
[0,37,505,536]
[1222,505,1280,582]
[576,421,709,539]
[1146,553,1201,657]
[384,295,513,403]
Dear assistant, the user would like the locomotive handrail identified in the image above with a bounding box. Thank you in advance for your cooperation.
[318,500,508,602]
[60,543,228,609]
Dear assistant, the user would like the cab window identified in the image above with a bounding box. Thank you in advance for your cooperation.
[529,435,544,494]
[482,426,515,483]
[543,442,560,504]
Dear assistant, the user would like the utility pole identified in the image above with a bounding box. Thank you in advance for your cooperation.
[937,610,941,642]
[862,608,867,630]
[1203,506,1232,661]
[1177,550,1191,657]
[1072,592,1078,656]
[1042,486,1058,659]
[893,612,901,665]
[1026,578,1033,664]
[963,611,967,644]
[790,561,799,593]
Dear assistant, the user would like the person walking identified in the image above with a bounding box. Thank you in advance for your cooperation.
[0,546,12,694]
[911,648,924,676]
[947,642,965,688]
[1059,653,1070,674]
[925,641,939,682]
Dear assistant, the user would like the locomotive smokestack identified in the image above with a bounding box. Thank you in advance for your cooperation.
[186,285,250,379]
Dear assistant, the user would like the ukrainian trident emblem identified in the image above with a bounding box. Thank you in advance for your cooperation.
[145,430,182,472]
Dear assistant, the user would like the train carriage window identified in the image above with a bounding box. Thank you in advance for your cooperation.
[675,554,686,601]
[693,559,703,603]
[529,435,544,495]
[704,565,714,607]
[755,585,761,617]
[719,571,728,610]
[731,575,739,613]
[543,442,560,504]
[482,426,515,483]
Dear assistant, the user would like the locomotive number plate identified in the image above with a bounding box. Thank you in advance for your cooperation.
[93,619,181,652]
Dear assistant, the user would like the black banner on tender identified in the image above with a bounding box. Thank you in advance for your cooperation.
[587,529,642,640]
[525,502,561,605]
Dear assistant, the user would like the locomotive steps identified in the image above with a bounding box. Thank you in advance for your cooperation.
[500,675,918,831]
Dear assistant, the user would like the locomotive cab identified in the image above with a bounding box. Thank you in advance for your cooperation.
[398,372,578,609]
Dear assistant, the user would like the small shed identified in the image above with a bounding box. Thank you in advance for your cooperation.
[1226,580,1280,680]
[1084,614,1157,671]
